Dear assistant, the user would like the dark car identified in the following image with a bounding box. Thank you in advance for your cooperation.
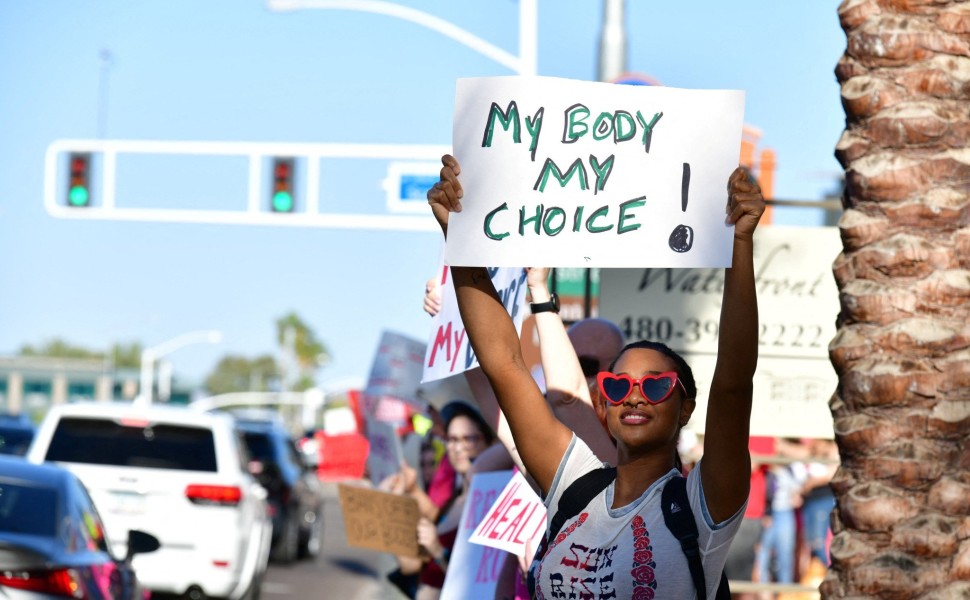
[234,413,324,564]
[0,413,35,455]
[0,455,160,600]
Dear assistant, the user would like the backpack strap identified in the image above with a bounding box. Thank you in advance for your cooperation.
[661,476,733,600]
[527,466,616,598]
[660,475,706,600]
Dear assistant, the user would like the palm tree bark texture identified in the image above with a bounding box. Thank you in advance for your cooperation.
[829,1,970,598]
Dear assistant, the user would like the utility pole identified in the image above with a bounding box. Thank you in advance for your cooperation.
[597,0,627,83]
[581,0,628,318]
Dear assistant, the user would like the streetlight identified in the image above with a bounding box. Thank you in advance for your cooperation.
[136,330,223,405]
[265,0,538,76]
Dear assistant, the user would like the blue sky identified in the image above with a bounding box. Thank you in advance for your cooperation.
[0,1,845,390]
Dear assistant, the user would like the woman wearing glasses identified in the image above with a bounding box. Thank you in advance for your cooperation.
[412,400,495,600]
[426,154,765,599]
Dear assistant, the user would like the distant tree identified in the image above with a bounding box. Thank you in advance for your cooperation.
[18,339,144,369]
[19,338,103,360]
[275,312,329,391]
[110,342,143,369]
[204,354,280,396]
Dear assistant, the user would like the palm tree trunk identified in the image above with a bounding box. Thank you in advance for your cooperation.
[828,1,970,598]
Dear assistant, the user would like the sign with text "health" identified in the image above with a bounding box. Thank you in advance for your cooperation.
[469,470,546,558]
[440,470,515,600]
[445,76,745,268]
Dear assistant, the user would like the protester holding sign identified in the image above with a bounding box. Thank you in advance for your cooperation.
[526,266,621,464]
[389,400,496,600]
[422,268,621,467]
[427,153,765,599]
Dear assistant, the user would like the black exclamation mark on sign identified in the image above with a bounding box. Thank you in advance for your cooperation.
[668,163,693,253]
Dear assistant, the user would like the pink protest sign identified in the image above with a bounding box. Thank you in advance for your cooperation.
[439,470,515,600]
[468,470,547,557]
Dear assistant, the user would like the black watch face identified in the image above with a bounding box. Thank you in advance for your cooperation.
[552,294,560,311]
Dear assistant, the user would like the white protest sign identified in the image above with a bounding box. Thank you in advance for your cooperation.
[365,418,404,486]
[422,265,529,383]
[363,330,427,410]
[469,470,547,558]
[446,75,745,269]
[599,226,841,439]
[440,470,515,600]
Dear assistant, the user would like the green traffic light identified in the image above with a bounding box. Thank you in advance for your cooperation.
[272,190,294,212]
[68,185,89,207]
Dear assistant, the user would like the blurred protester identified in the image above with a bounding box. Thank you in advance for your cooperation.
[417,440,440,493]
[722,436,776,599]
[384,400,496,600]
[401,406,447,492]
[800,439,838,575]
[422,267,622,466]
[756,439,809,585]
[678,427,704,473]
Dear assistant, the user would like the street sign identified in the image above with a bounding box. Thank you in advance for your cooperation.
[383,161,441,214]
[599,226,841,439]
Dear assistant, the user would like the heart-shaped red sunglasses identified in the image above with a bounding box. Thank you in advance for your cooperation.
[597,371,686,405]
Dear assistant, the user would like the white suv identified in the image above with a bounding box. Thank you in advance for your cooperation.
[27,402,272,600]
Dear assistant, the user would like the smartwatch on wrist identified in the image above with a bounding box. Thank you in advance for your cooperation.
[530,292,560,315]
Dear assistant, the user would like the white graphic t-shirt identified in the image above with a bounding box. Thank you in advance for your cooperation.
[532,435,745,600]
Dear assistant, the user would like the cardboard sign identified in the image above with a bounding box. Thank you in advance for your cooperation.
[599,226,841,439]
[440,470,515,600]
[365,418,404,486]
[422,265,529,383]
[469,470,547,557]
[337,484,421,558]
[446,75,745,269]
[363,330,427,408]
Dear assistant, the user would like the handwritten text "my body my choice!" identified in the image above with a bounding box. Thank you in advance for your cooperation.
[478,101,693,251]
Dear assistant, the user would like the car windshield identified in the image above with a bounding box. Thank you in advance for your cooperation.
[0,428,34,455]
[0,481,57,536]
[241,431,275,462]
[46,417,218,472]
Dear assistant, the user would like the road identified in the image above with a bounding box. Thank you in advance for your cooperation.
[260,481,410,600]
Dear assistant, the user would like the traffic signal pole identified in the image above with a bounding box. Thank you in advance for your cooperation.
[45,2,537,233]
[44,138,448,231]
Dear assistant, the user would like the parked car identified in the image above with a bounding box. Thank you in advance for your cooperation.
[0,413,36,455]
[26,402,272,600]
[232,411,324,564]
[0,454,160,599]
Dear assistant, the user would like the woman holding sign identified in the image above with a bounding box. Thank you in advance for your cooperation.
[427,154,765,599]
[414,401,496,599]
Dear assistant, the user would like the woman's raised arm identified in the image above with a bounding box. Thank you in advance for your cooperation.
[427,154,572,493]
[700,167,766,523]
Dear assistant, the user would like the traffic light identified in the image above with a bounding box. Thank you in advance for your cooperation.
[270,157,296,212]
[66,153,92,207]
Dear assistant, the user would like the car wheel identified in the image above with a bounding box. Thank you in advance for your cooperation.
[271,517,299,564]
[298,508,323,560]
